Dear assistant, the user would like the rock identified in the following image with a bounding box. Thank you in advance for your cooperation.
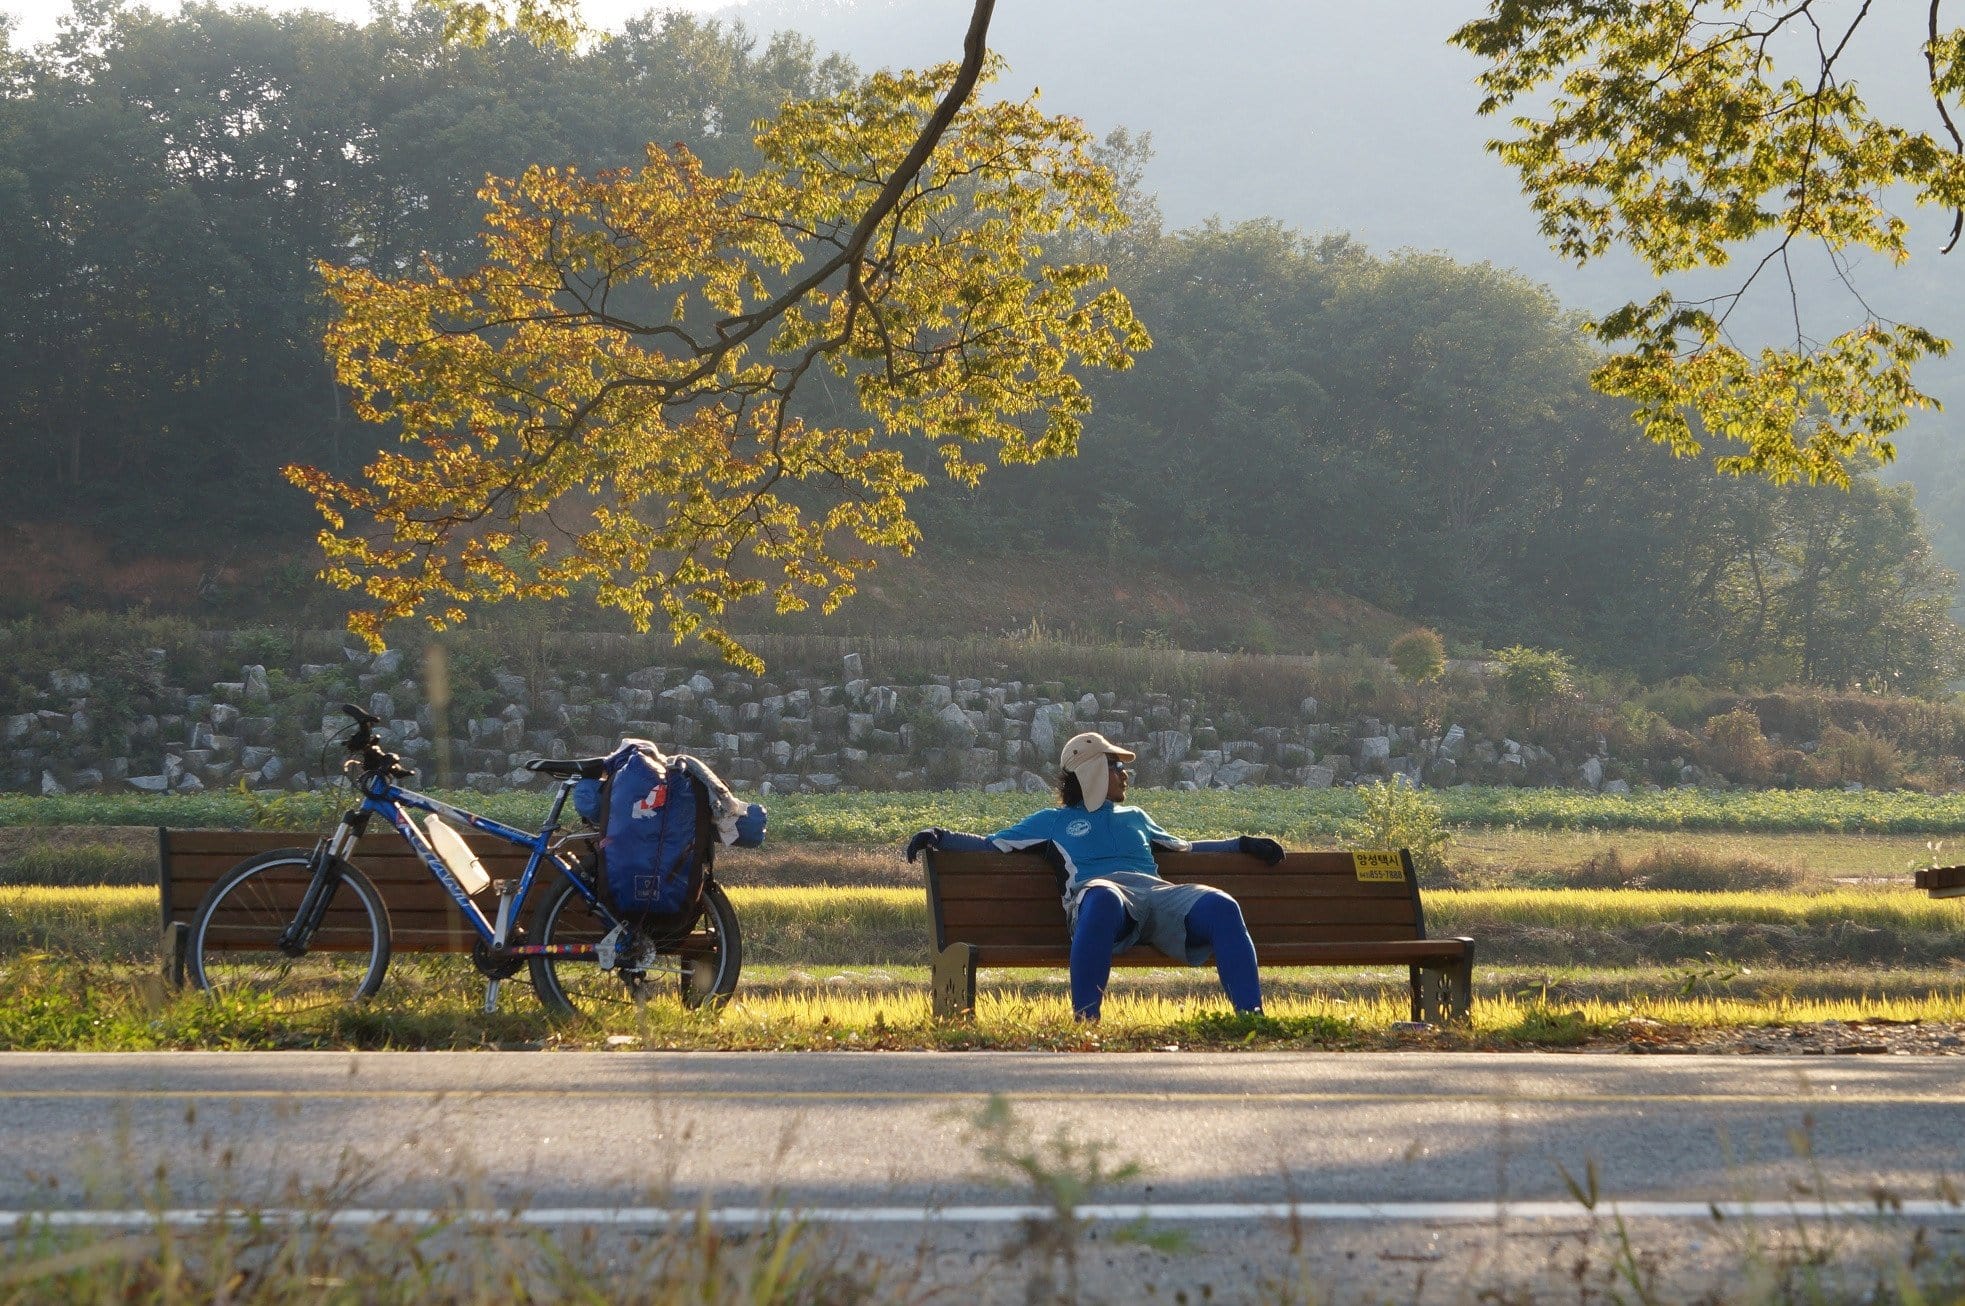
[175,773,205,793]
[1356,736,1393,762]
[921,683,953,709]
[493,672,528,700]
[1603,778,1630,795]
[72,767,103,789]
[806,772,841,792]
[867,685,900,719]
[209,703,241,730]
[687,672,715,696]
[842,652,863,679]
[1147,729,1191,765]
[127,774,171,792]
[1075,692,1100,720]
[241,746,275,771]
[3,714,33,743]
[189,722,215,750]
[1579,756,1605,789]
[369,649,403,676]
[1020,770,1051,794]
[466,772,500,793]
[625,666,668,691]
[983,778,1018,794]
[39,770,63,796]
[1440,724,1466,759]
[1297,765,1336,789]
[369,691,395,721]
[243,665,271,702]
[1299,696,1320,718]
[49,669,91,695]
[259,755,286,783]
[1028,701,1075,760]
[1212,758,1268,788]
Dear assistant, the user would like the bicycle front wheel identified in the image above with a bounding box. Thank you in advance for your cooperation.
[186,850,392,1008]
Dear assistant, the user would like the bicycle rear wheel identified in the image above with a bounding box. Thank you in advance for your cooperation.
[186,850,392,1007]
[529,877,741,1019]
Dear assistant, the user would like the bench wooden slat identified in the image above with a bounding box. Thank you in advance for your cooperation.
[973,938,1473,968]
[940,896,1422,930]
[931,872,1415,903]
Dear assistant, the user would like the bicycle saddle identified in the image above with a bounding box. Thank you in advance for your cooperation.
[526,756,609,779]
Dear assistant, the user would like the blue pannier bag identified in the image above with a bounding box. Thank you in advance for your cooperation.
[596,741,711,924]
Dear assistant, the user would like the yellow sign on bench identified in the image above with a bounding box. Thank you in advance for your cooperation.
[1351,850,1404,882]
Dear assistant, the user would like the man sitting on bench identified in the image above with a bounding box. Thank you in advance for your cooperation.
[906,731,1285,1021]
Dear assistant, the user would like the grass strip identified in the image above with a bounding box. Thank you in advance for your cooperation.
[4,950,1965,1052]
[15,785,1965,837]
[9,883,1964,971]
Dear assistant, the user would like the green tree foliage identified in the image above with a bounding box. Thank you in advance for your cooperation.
[1388,628,1446,684]
[1450,2,1964,486]
[1342,776,1451,881]
[933,218,1961,689]
[0,3,853,543]
[1494,647,1576,723]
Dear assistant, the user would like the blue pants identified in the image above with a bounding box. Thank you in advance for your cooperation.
[1069,887,1262,1020]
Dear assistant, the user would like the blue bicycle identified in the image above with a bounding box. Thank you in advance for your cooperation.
[184,703,741,1017]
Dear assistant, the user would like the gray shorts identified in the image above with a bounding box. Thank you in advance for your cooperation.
[1066,870,1223,966]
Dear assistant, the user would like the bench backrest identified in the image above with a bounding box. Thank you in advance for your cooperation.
[922,847,1425,951]
[159,828,549,953]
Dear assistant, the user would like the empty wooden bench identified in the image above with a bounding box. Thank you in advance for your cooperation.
[922,846,1476,1022]
[1915,865,1965,899]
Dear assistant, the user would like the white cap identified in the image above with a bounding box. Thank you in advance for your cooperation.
[1060,731,1135,809]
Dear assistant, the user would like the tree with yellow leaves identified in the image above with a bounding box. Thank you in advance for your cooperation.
[287,1,1145,667]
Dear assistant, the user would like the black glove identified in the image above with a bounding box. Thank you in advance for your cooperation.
[1239,835,1285,866]
[905,827,946,863]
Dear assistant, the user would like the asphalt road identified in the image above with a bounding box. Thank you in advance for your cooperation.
[6,1051,1964,1300]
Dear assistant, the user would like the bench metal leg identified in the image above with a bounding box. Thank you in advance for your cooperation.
[931,943,978,1020]
[1416,958,1477,1026]
[161,921,188,990]
[1451,946,1476,1025]
[1407,965,1423,1022]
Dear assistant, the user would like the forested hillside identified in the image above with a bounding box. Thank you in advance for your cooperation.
[0,4,1959,691]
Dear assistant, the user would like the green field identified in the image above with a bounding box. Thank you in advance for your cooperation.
[13,784,1965,838]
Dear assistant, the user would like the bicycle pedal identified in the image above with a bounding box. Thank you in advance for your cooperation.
[595,924,625,970]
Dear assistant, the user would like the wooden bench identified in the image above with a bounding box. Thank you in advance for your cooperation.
[1915,865,1965,899]
[158,828,718,985]
[161,828,549,978]
[922,846,1476,1022]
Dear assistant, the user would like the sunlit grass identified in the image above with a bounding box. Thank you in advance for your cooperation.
[9,883,1965,969]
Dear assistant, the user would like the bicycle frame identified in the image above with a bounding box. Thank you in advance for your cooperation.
[319,771,617,959]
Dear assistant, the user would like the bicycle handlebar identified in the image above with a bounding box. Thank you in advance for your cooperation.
[340,702,413,778]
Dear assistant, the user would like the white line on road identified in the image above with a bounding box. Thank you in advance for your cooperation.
[8,1200,1962,1229]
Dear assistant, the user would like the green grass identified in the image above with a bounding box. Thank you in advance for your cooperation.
[17,784,1965,838]
[13,883,1965,969]
[5,946,1965,1053]
[9,880,1965,1052]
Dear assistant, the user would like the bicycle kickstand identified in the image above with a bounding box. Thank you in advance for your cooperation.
[484,879,516,1015]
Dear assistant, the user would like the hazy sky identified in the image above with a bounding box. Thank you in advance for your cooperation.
[2,0,733,47]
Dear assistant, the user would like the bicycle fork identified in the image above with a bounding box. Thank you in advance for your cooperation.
[276,820,361,957]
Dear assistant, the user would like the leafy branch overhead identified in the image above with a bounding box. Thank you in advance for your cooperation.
[287,6,1147,666]
[1452,0,1965,486]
